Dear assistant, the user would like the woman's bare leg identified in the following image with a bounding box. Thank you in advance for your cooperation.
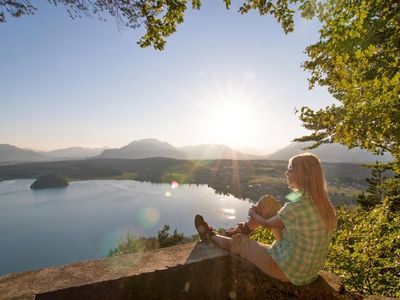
[210,234,232,251]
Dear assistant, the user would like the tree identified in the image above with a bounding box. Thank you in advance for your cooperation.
[1,0,319,50]
[157,224,185,248]
[325,202,400,297]
[357,162,387,210]
[296,0,400,176]
[107,224,188,257]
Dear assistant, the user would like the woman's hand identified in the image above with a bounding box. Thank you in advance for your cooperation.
[248,205,257,220]
[248,205,285,231]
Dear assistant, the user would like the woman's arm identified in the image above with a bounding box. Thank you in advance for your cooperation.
[248,207,284,230]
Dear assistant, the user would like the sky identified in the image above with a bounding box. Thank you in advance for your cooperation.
[0,2,336,154]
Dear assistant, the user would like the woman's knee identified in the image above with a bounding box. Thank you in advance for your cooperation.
[255,195,281,218]
[257,195,278,205]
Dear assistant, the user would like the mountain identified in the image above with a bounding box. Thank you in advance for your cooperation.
[179,144,260,160]
[235,146,266,156]
[1,140,394,164]
[0,144,48,163]
[47,147,107,159]
[98,138,186,159]
[265,142,393,163]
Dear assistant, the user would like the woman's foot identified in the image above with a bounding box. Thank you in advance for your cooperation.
[194,214,217,241]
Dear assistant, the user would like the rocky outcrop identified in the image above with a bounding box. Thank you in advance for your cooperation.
[0,242,364,299]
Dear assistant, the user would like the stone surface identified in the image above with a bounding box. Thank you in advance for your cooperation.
[0,242,359,299]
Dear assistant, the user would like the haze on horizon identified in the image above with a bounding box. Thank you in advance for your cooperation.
[0,2,336,154]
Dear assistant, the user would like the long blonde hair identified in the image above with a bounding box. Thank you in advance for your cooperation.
[290,153,337,233]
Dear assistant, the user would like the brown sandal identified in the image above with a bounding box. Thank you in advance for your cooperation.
[194,214,217,241]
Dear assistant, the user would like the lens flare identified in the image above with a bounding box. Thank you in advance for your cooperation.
[171,181,179,189]
[138,207,160,228]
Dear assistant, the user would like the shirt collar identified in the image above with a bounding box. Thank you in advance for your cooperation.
[285,190,303,202]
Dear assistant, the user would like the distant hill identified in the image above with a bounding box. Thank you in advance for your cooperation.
[98,138,186,159]
[179,144,259,160]
[0,144,48,163]
[1,140,394,164]
[47,147,106,159]
[98,140,260,160]
[265,142,393,163]
[0,144,108,164]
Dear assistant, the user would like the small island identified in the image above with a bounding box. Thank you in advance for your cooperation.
[30,173,69,190]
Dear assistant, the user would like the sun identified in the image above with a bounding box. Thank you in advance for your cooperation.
[203,99,257,147]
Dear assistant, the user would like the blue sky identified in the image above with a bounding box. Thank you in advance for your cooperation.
[0,2,335,153]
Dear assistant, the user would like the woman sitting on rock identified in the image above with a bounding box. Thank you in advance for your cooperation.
[194,153,337,285]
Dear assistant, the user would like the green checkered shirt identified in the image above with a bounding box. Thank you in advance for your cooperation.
[267,194,334,285]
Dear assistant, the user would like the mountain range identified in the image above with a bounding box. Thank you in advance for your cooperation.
[0,139,392,165]
[0,144,105,165]
[0,144,48,164]
[264,142,392,163]
[46,147,108,159]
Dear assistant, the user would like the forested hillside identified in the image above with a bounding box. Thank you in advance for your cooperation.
[0,158,372,205]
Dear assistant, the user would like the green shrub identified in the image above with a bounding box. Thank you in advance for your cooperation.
[250,227,275,245]
[326,202,400,297]
[107,225,192,257]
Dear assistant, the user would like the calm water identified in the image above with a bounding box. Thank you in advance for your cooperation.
[0,179,251,275]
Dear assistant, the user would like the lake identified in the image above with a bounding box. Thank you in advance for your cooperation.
[0,179,252,275]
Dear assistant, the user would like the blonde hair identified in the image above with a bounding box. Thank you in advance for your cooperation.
[289,153,337,233]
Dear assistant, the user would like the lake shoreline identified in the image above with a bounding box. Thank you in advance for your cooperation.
[0,158,369,205]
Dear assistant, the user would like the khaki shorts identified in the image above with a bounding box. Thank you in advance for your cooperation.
[230,195,289,282]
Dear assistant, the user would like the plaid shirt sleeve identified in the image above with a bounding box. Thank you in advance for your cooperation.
[277,202,297,231]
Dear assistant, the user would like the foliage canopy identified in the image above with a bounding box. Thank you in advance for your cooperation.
[296,0,400,175]
[1,0,319,50]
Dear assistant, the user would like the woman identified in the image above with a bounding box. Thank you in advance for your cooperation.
[194,153,337,285]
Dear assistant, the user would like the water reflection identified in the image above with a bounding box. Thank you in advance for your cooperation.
[221,208,236,220]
